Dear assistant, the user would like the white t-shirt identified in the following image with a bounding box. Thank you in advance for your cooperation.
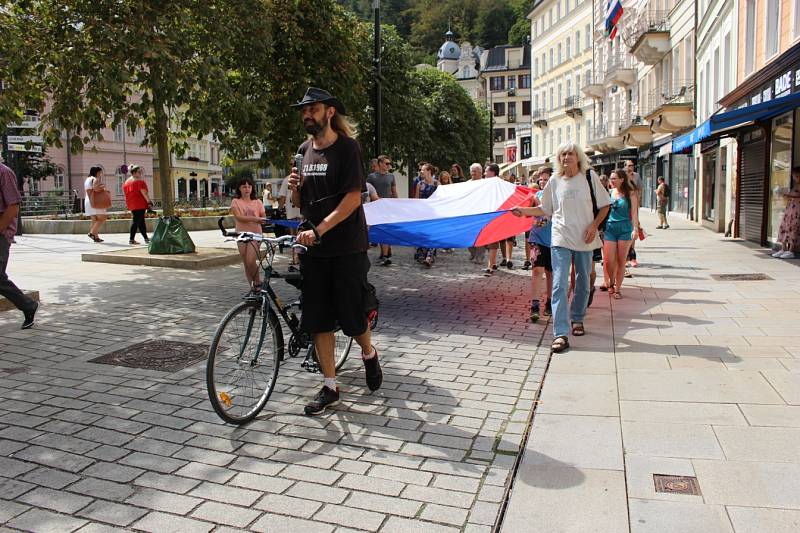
[539,169,611,251]
[278,177,301,219]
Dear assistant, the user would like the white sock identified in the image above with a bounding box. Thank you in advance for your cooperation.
[362,347,376,360]
[324,377,337,390]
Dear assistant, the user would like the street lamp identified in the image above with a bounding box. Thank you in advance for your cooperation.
[373,0,381,158]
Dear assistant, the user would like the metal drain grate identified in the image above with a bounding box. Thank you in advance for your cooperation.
[653,474,701,495]
[710,273,773,281]
[90,340,208,372]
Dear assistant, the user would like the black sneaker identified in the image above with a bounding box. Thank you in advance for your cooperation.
[530,301,540,323]
[499,259,508,267]
[544,301,552,316]
[363,347,383,391]
[506,261,514,270]
[522,260,532,270]
[304,386,340,416]
[22,302,38,330]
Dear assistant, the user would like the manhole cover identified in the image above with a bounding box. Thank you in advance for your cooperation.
[711,273,772,281]
[653,474,701,495]
[90,340,208,372]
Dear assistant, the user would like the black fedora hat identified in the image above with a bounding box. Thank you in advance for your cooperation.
[290,87,347,116]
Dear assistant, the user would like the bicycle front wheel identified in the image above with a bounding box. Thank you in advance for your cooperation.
[207,300,283,424]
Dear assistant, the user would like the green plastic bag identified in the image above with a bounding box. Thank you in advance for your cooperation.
[148,216,196,255]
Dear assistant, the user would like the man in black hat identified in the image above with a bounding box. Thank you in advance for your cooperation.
[287,87,383,416]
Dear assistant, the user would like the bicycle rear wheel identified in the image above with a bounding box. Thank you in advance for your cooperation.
[207,300,283,424]
[309,328,353,372]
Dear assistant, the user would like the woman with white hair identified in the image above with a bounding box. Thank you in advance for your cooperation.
[512,142,610,352]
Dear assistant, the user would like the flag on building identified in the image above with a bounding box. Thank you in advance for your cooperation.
[604,0,623,40]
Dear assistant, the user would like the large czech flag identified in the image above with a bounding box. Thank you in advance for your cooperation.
[363,178,535,248]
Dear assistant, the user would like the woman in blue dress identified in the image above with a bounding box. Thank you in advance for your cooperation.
[602,170,639,298]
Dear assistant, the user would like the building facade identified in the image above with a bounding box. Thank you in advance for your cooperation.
[529,0,594,169]
[153,134,224,202]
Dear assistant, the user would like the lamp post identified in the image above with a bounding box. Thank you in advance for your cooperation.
[373,0,382,158]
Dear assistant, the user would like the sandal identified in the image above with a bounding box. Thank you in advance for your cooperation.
[614,291,622,299]
[599,284,609,292]
[571,322,585,336]
[482,268,494,276]
[551,336,569,353]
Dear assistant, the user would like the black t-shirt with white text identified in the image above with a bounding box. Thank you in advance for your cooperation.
[298,136,368,257]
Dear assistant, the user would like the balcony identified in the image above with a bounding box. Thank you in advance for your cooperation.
[643,81,695,134]
[605,54,636,87]
[532,109,548,128]
[629,11,671,65]
[587,122,625,152]
[581,76,604,99]
[618,110,652,147]
[565,96,584,117]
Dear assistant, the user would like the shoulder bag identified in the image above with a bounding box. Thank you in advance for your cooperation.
[586,169,608,232]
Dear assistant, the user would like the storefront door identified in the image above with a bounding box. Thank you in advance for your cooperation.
[702,149,717,222]
[738,128,767,244]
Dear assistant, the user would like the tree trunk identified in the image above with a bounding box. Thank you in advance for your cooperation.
[154,102,173,216]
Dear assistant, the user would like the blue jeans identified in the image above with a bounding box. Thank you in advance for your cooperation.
[551,246,593,338]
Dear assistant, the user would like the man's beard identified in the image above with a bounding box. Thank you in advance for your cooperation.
[304,116,329,136]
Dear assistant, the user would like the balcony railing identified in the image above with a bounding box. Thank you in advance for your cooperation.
[565,96,584,116]
[628,10,670,43]
[532,109,548,127]
[643,80,695,116]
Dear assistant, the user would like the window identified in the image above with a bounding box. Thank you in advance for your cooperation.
[534,58,538,77]
[576,31,581,53]
[557,83,563,106]
[745,0,756,74]
[684,35,693,83]
[557,44,562,64]
[508,102,517,120]
[522,100,531,115]
[713,47,720,109]
[766,0,780,58]
[699,69,705,119]
[549,87,554,109]
[490,76,505,90]
[556,3,561,20]
[576,73,581,90]
[585,24,590,49]
[519,74,531,89]
[493,102,506,116]
[566,38,571,60]
[566,125,571,141]
[549,8,553,26]
[723,33,731,94]
[549,130,554,152]
[550,49,554,69]
[795,0,800,37]
[576,122,582,146]
[494,128,506,142]
[567,78,572,97]
[508,128,516,140]
[558,127,563,146]
[114,123,125,143]
[508,76,516,90]
[54,167,65,191]
[534,94,539,110]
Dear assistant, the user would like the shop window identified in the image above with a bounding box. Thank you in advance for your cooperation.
[768,113,793,244]
[703,149,717,221]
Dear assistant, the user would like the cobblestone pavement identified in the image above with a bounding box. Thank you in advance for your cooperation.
[0,231,550,532]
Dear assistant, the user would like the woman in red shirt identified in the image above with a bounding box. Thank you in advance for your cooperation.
[123,165,152,245]
[230,176,267,288]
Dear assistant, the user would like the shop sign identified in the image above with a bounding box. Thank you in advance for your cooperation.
[741,61,800,107]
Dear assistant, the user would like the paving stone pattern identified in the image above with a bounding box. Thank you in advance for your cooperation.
[0,235,549,532]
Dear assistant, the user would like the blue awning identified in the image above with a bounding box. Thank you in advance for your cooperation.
[710,91,800,132]
[673,120,711,152]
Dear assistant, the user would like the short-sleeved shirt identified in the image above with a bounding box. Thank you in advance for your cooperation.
[298,136,368,258]
[528,189,552,247]
[362,182,378,204]
[538,169,611,251]
[0,163,21,242]
[230,198,266,234]
[123,178,149,211]
[278,177,302,219]
[367,172,395,199]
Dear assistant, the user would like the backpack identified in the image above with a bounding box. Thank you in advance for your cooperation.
[663,183,671,198]
[586,170,609,232]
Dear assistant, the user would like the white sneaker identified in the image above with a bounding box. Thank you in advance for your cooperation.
[772,250,784,257]
[779,250,796,259]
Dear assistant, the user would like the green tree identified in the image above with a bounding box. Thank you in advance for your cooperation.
[476,0,516,49]
[0,0,368,216]
[507,18,530,46]
[413,68,489,171]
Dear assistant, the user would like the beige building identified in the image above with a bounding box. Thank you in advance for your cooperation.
[153,134,224,202]
[528,0,594,170]
[476,44,533,170]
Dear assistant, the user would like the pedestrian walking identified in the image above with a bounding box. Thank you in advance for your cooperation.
[467,163,486,263]
[511,142,610,352]
[367,155,397,266]
[450,164,465,183]
[524,168,553,322]
[230,176,267,289]
[84,166,109,242]
[500,171,518,269]
[483,163,505,275]
[603,170,639,298]
[123,165,152,245]
[414,163,438,267]
[773,167,800,259]
[655,176,670,229]
[287,87,382,415]
[0,161,38,329]
[624,160,642,269]
[438,170,453,185]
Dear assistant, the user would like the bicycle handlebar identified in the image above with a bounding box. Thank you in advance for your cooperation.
[217,217,308,250]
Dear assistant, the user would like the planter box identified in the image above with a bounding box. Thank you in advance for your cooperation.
[22,215,236,234]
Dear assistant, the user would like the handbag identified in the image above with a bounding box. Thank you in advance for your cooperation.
[89,178,112,209]
[638,227,647,241]
[586,170,608,232]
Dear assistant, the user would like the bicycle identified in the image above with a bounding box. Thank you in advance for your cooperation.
[206,217,354,425]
